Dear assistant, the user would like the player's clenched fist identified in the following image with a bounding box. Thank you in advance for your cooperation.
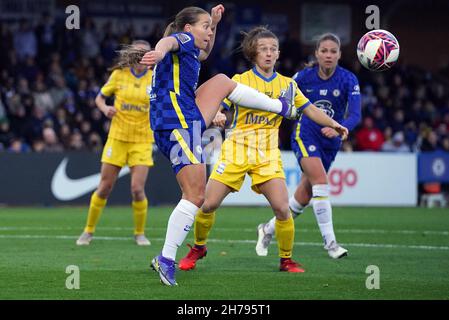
[321,127,340,139]
[331,123,348,140]
[102,106,117,119]
[140,50,165,67]
[212,111,227,128]
[211,4,225,26]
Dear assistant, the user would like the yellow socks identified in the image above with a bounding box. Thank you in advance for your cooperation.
[275,216,295,258]
[132,198,148,235]
[194,209,216,246]
[84,193,148,235]
[84,192,107,233]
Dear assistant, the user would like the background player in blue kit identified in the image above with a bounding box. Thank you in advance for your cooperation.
[256,33,362,259]
[140,5,302,286]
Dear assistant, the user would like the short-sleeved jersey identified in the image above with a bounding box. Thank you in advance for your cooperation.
[150,32,203,131]
[222,67,311,152]
[100,67,154,143]
[293,65,361,149]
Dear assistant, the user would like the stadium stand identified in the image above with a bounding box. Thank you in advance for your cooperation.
[1,7,448,155]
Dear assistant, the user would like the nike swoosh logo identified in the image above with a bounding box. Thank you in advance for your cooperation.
[51,158,130,201]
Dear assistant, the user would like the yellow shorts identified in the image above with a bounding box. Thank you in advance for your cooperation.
[209,146,285,194]
[101,138,154,168]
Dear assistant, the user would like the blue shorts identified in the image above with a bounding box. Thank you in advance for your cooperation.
[154,122,206,175]
[291,124,339,172]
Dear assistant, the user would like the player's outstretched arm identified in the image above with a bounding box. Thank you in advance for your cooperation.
[303,105,348,140]
[140,37,179,67]
[199,4,225,61]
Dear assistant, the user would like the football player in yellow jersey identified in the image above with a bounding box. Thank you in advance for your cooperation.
[178,27,348,272]
[76,40,155,246]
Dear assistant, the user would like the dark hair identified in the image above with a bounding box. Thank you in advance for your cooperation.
[163,7,209,37]
[315,33,341,50]
[109,40,151,71]
[305,33,341,67]
[241,26,278,63]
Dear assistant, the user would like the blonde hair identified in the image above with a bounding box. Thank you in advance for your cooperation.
[109,40,151,71]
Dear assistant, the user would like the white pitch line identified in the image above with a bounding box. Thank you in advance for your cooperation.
[0,226,448,236]
[0,234,448,251]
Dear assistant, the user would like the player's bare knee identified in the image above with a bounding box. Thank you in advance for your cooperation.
[97,181,113,198]
[193,195,205,208]
[202,200,219,213]
[213,73,230,82]
[273,205,291,220]
[131,186,145,201]
[212,73,233,91]
[183,192,205,208]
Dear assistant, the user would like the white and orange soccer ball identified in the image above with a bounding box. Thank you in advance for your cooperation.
[357,29,400,71]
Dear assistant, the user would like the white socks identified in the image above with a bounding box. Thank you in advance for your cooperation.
[289,196,306,218]
[311,184,336,249]
[162,199,199,261]
[228,83,282,114]
[264,217,276,235]
[264,196,305,235]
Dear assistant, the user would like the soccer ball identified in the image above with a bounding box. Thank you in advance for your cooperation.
[357,29,400,71]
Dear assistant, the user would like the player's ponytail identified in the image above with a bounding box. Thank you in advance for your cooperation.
[163,7,209,37]
[108,40,151,71]
[163,22,176,37]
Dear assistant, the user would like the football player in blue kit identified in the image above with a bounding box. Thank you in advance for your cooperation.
[140,5,303,286]
[256,33,361,259]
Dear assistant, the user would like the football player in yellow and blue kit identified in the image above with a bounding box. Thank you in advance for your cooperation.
[140,6,303,286]
[178,27,348,274]
[256,33,362,259]
[76,40,154,247]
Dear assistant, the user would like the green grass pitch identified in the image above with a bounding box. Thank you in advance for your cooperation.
[0,206,448,300]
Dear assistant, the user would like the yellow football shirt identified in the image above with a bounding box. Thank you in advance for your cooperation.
[221,68,310,163]
[100,67,154,143]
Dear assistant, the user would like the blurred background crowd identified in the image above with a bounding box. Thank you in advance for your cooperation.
[1,1,449,155]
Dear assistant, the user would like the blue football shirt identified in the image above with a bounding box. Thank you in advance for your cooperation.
[150,32,203,131]
[292,65,361,149]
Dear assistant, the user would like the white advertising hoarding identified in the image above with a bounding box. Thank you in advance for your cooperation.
[220,152,417,207]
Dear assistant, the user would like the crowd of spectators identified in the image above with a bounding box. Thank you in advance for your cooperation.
[350,62,449,153]
[1,12,448,154]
